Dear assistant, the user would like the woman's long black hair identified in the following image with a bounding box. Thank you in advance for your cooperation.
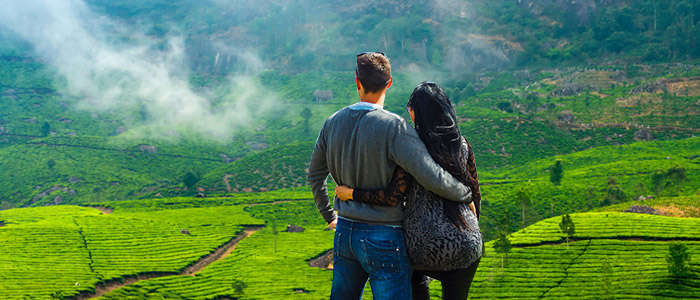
[407,81,481,229]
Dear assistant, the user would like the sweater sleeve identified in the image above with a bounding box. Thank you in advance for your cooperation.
[307,122,337,224]
[351,167,411,207]
[389,121,472,203]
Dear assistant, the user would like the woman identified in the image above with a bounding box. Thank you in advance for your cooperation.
[335,81,482,300]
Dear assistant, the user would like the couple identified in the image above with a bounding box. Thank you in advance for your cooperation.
[308,52,482,300]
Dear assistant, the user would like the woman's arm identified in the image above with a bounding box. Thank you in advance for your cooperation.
[334,167,411,207]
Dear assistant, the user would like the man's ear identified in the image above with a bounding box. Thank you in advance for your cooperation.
[356,78,362,91]
[386,77,393,89]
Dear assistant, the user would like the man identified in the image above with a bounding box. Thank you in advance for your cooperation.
[308,52,473,300]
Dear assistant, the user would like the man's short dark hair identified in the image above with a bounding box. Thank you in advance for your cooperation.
[356,53,391,93]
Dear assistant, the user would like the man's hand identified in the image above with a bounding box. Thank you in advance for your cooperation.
[469,202,477,216]
[335,185,354,201]
[328,219,337,231]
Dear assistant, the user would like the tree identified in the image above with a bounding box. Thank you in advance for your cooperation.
[497,101,514,113]
[550,160,563,185]
[40,122,51,137]
[493,230,512,268]
[604,177,627,206]
[47,159,56,170]
[517,188,531,228]
[666,166,687,195]
[182,171,201,192]
[300,107,312,134]
[651,170,668,197]
[559,214,575,247]
[232,279,247,298]
[667,243,691,283]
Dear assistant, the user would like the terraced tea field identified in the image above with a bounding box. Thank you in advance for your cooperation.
[467,202,700,299]
[0,203,264,299]
[1,192,698,299]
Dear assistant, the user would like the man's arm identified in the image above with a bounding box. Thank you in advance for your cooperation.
[389,122,472,203]
[307,125,337,224]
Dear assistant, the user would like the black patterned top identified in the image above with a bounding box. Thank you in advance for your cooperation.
[351,167,412,207]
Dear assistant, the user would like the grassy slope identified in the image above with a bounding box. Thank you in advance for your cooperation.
[0,136,229,207]
[2,57,699,208]
[464,197,700,299]
[196,142,314,194]
[1,190,698,299]
[188,136,699,240]
[477,136,699,239]
[0,202,263,299]
[86,196,700,299]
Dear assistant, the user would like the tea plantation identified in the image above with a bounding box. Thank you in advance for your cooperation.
[1,192,698,299]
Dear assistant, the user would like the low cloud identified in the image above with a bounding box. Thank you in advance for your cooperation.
[0,0,275,141]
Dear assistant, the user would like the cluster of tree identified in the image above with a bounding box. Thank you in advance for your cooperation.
[519,0,700,65]
[652,166,687,196]
[602,177,626,206]
[550,160,563,186]
[182,171,201,192]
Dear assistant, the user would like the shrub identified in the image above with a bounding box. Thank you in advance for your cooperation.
[550,160,563,186]
[493,230,512,268]
[667,243,691,283]
[559,214,575,246]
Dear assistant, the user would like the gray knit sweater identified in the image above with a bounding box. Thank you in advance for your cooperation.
[308,102,472,225]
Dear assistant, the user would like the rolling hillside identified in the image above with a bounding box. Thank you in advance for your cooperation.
[0,1,698,299]
[181,137,699,240]
[0,194,697,299]
[0,0,699,209]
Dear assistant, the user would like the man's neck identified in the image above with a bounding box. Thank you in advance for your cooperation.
[359,94,385,107]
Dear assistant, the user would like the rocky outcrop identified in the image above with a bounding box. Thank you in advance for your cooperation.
[32,185,75,203]
[138,144,157,153]
[634,128,653,141]
[313,90,333,103]
[308,249,333,270]
[285,225,305,233]
[557,110,575,124]
[624,205,659,215]
[551,85,584,97]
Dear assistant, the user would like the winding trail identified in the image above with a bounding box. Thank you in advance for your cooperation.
[71,225,264,299]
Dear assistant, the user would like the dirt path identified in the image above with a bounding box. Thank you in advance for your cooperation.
[71,226,264,299]
[183,227,261,276]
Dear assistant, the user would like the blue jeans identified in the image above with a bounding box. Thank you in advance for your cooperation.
[330,217,412,300]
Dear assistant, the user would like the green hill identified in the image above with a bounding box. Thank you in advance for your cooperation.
[0,202,264,299]
[196,142,314,194]
[183,137,699,240]
[0,136,230,208]
[465,199,700,299]
[1,194,697,299]
[1,0,699,207]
